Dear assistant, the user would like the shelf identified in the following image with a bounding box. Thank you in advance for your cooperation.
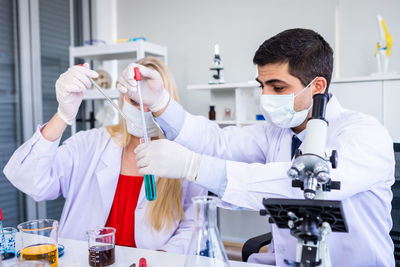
[187,81,259,91]
[83,89,120,100]
[237,120,265,125]
[332,74,400,84]
[69,40,167,61]
[215,120,237,125]
[214,120,265,126]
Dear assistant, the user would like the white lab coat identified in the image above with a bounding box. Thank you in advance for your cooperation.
[170,95,395,266]
[3,126,205,254]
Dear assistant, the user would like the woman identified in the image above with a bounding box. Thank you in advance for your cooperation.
[4,57,204,253]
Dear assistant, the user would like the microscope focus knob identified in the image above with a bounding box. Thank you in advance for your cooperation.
[330,150,338,169]
[260,209,268,216]
[288,168,299,179]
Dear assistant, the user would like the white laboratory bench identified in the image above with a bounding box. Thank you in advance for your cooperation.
[1,237,273,267]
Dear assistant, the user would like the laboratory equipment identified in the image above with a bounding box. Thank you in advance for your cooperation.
[17,245,64,259]
[255,114,265,120]
[209,44,225,84]
[260,94,347,267]
[139,257,147,267]
[88,74,132,125]
[375,15,393,73]
[87,227,116,267]
[261,198,347,267]
[134,67,157,202]
[0,208,4,259]
[114,37,147,43]
[288,94,339,200]
[209,106,216,120]
[223,108,232,120]
[10,260,50,266]
[17,219,58,267]
[85,64,157,201]
[1,227,16,260]
[84,40,106,46]
[184,196,230,267]
[92,70,112,89]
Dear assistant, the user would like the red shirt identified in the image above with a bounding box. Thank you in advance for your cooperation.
[105,174,144,247]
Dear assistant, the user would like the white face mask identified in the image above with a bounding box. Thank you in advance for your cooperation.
[260,77,317,128]
[122,98,160,138]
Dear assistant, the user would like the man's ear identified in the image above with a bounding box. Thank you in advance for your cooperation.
[312,77,327,95]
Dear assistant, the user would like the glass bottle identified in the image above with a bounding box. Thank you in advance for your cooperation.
[184,196,230,267]
[209,106,216,120]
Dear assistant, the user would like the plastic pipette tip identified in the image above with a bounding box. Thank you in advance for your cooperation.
[134,67,142,81]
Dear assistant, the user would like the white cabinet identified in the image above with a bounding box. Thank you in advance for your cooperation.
[384,80,400,142]
[330,81,383,122]
[330,75,400,142]
[187,82,264,126]
[188,76,400,141]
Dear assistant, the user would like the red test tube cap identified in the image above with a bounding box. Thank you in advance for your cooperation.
[134,67,142,81]
[139,257,146,267]
[0,208,3,221]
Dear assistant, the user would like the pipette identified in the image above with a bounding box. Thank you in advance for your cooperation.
[76,64,135,127]
[81,64,157,201]
[134,67,157,201]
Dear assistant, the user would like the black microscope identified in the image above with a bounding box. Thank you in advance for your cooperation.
[261,94,348,267]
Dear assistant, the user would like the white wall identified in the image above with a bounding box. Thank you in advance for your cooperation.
[338,0,400,78]
[117,0,336,116]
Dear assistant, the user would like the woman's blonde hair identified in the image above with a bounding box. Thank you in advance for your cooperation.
[106,57,183,232]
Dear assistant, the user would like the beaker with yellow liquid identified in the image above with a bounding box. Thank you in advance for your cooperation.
[17,219,58,267]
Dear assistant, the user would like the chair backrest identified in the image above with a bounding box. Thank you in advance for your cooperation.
[391,143,400,265]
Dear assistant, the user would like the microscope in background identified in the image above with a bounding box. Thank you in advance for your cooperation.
[261,94,348,267]
[208,44,225,84]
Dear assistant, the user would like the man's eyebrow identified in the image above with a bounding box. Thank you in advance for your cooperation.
[264,79,289,85]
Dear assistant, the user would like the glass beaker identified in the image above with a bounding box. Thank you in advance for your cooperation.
[184,196,230,267]
[1,227,17,260]
[87,227,116,266]
[17,219,58,267]
[11,259,50,267]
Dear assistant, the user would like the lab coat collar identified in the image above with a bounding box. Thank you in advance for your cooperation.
[324,93,343,123]
[95,133,148,217]
[137,179,147,209]
[95,132,123,218]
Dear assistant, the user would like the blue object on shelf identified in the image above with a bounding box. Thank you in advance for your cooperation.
[256,114,265,120]
[84,39,106,46]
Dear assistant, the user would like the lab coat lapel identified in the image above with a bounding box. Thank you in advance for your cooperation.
[95,138,122,217]
[137,183,147,209]
[275,130,293,162]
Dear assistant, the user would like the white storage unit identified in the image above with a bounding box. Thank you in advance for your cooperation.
[188,75,400,141]
[69,40,167,134]
[330,75,400,142]
[187,82,265,127]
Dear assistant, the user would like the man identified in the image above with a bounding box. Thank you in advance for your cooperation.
[117,29,395,266]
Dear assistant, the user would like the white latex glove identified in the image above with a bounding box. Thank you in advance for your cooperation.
[135,139,202,181]
[117,63,170,112]
[56,63,98,125]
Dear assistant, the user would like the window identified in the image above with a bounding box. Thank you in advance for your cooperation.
[39,0,72,220]
[0,0,23,227]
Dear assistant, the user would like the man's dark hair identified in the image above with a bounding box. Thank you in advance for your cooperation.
[253,28,334,92]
